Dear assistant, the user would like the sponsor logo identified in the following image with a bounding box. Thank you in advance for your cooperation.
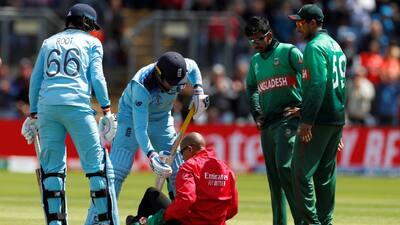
[135,101,142,106]
[257,75,296,94]
[204,172,228,187]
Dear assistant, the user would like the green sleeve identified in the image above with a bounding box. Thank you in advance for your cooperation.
[147,209,165,225]
[245,61,262,121]
[301,44,327,124]
[290,47,303,74]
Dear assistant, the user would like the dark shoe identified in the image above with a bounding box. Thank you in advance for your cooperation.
[126,215,139,225]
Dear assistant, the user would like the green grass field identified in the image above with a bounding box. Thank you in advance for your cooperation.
[1,170,399,225]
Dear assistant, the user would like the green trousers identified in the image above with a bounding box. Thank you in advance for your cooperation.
[261,117,303,225]
[292,124,343,225]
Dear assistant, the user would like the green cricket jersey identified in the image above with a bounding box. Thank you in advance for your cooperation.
[301,30,346,125]
[246,40,303,126]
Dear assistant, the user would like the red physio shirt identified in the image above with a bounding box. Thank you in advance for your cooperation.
[164,148,238,225]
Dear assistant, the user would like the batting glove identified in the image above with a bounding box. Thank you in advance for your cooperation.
[148,151,172,178]
[21,114,38,144]
[189,85,209,120]
[98,109,117,142]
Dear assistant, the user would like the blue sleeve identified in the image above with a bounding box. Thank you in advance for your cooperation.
[29,45,45,113]
[185,58,202,87]
[90,39,110,108]
[131,83,155,155]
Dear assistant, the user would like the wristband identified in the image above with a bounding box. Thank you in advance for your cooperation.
[147,150,155,158]
[30,112,38,119]
[193,84,203,89]
[193,86,204,95]
[102,107,111,116]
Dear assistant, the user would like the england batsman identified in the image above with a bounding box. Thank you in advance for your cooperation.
[289,4,346,225]
[21,3,119,225]
[245,16,304,225]
[85,51,209,225]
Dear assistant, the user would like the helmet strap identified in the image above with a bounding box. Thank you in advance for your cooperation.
[155,65,164,80]
[82,17,95,32]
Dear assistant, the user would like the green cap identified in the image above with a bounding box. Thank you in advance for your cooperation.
[288,4,324,22]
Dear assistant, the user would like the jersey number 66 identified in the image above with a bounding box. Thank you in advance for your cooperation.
[46,48,80,77]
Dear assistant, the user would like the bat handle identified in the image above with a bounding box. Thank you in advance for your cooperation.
[32,134,48,225]
[33,134,42,165]
[155,175,166,190]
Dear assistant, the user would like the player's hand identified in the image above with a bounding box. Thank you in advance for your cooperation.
[158,151,170,164]
[297,123,312,143]
[283,107,300,118]
[148,151,172,178]
[189,86,209,120]
[138,216,148,225]
[255,115,264,130]
[21,114,38,144]
[145,209,165,225]
[337,138,344,151]
[98,109,117,142]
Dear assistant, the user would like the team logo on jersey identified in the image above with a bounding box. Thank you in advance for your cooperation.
[135,101,142,106]
[273,58,280,66]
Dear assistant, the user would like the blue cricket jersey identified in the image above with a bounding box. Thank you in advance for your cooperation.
[29,28,110,113]
[119,58,202,155]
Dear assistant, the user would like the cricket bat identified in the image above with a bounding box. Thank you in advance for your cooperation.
[33,134,42,189]
[155,106,195,191]
[33,134,48,225]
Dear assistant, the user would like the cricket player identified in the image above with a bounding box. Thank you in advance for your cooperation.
[126,132,238,225]
[289,4,346,225]
[245,16,304,225]
[21,3,119,225]
[85,52,209,224]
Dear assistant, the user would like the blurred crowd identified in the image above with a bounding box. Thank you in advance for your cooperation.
[0,0,400,126]
[0,57,31,118]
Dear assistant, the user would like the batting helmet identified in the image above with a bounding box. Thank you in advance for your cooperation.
[155,52,187,86]
[65,3,100,31]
